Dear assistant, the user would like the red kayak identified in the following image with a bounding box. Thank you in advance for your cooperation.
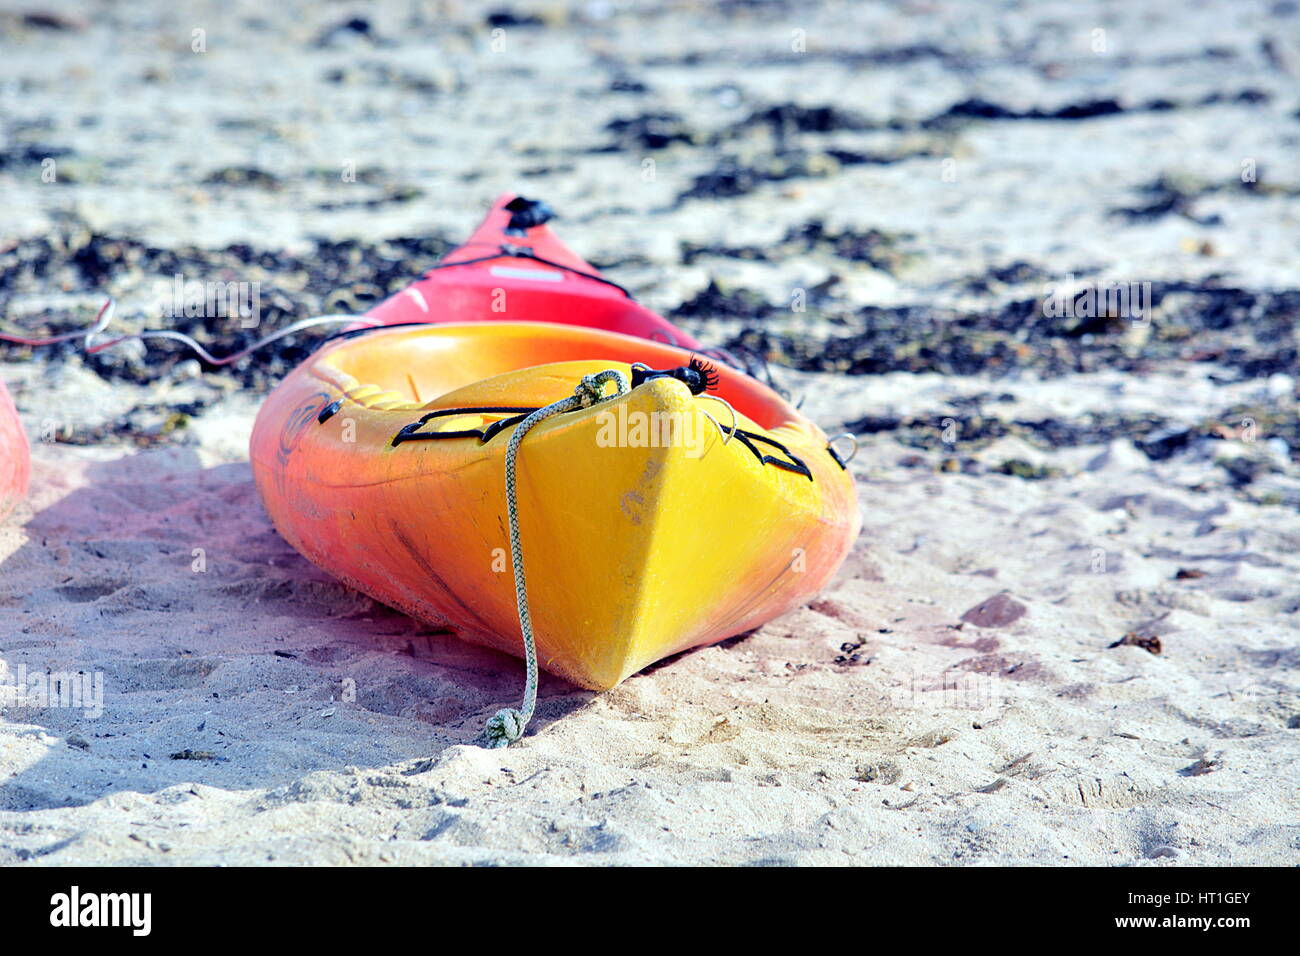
[362,194,703,349]
[0,378,28,519]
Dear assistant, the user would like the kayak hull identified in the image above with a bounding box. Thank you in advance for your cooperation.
[250,323,858,690]
[0,379,27,520]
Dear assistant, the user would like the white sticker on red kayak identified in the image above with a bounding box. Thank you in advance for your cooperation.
[489,266,565,282]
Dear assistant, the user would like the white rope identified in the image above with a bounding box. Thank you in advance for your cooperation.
[0,297,380,364]
[484,369,630,748]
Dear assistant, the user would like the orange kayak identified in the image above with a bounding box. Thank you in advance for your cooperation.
[361,194,704,349]
[249,322,859,691]
[0,378,27,519]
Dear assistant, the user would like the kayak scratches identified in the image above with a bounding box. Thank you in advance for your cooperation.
[707,541,809,638]
[620,490,645,524]
[640,456,663,484]
[273,391,332,502]
[389,522,496,634]
[277,391,333,469]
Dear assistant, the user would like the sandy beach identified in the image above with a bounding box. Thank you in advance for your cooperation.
[0,0,1297,865]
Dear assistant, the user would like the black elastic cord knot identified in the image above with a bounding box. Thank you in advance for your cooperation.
[629,356,720,396]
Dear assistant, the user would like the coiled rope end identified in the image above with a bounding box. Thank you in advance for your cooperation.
[484,707,528,748]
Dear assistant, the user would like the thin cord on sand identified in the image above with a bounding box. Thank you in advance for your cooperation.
[0,298,381,365]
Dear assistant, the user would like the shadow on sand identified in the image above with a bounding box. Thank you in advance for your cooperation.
[0,448,590,812]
